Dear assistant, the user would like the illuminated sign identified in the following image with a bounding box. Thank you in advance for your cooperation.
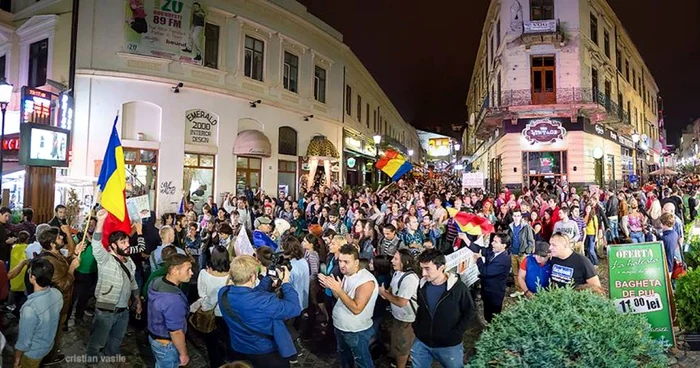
[428,138,451,157]
[20,87,54,125]
[345,137,362,149]
[522,118,566,144]
[2,137,20,151]
[347,157,356,168]
[58,92,74,130]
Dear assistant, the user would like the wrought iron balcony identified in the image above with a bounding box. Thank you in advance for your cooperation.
[497,88,630,124]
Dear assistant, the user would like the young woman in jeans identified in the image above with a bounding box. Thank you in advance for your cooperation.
[628,199,647,243]
[583,203,599,266]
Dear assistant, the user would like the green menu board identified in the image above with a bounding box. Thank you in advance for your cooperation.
[607,241,675,346]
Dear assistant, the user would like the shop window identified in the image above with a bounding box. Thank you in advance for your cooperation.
[522,151,567,187]
[124,148,158,211]
[236,156,261,194]
[278,126,297,156]
[183,153,215,214]
[204,23,220,69]
[28,38,48,88]
[278,160,297,199]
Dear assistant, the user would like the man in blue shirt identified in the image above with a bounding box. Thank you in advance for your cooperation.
[14,258,63,368]
[147,253,193,367]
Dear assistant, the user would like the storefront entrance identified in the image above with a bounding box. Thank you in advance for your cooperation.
[236,156,261,194]
[183,153,215,213]
[124,148,158,211]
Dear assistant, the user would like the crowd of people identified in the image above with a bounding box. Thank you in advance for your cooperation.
[0,172,695,368]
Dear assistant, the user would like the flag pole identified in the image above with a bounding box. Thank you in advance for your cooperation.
[79,185,101,248]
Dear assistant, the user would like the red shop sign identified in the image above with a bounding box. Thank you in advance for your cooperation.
[2,138,19,151]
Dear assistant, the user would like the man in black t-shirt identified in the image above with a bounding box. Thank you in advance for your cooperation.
[548,232,601,288]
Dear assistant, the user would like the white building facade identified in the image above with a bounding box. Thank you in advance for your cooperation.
[464,0,661,192]
[64,0,419,215]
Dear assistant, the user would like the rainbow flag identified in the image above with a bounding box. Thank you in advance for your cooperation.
[97,116,131,247]
[375,149,413,181]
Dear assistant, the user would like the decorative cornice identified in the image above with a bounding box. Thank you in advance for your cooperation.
[16,14,58,41]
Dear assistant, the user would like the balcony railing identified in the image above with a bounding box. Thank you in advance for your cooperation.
[497,88,630,124]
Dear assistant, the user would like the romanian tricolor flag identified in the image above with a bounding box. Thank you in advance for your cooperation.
[447,207,495,236]
[96,116,131,248]
[375,149,413,182]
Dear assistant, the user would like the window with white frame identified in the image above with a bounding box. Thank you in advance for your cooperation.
[283,51,299,93]
[244,35,264,81]
[314,66,326,103]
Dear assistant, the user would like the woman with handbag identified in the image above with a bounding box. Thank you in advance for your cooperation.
[190,245,231,367]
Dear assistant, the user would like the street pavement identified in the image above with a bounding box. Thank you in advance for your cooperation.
[2,258,700,367]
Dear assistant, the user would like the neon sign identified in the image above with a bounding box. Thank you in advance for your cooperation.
[2,137,19,150]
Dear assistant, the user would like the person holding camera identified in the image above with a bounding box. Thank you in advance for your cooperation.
[219,255,301,368]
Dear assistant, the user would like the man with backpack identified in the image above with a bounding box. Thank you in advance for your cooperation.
[378,249,420,368]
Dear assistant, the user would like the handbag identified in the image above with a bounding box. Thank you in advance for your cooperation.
[188,300,218,333]
[672,259,687,280]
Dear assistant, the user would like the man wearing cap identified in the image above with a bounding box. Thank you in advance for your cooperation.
[323,208,348,236]
[517,241,552,297]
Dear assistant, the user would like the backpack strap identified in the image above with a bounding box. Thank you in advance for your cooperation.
[396,271,418,315]
[220,287,274,340]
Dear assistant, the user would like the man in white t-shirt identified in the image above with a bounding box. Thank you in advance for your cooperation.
[379,249,419,368]
[319,243,378,368]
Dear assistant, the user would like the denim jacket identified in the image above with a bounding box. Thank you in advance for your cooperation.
[16,288,63,359]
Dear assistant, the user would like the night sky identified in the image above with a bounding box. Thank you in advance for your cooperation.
[298,0,700,145]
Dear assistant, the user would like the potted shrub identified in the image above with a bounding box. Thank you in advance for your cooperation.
[676,268,700,350]
[467,287,668,367]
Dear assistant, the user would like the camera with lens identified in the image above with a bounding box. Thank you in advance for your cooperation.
[267,252,293,279]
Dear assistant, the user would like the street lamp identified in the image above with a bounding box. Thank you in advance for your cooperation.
[408,149,414,156]
[373,135,382,183]
[0,81,13,194]
[454,143,461,152]
[631,131,640,143]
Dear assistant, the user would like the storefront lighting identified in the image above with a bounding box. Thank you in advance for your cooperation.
[592,147,604,159]
[373,135,382,145]
[0,82,12,105]
[631,131,640,143]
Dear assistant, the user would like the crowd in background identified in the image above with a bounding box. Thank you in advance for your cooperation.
[0,171,696,368]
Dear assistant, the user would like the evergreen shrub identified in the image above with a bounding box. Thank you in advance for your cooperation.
[467,287,668,367]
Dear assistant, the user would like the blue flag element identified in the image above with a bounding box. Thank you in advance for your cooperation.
[252,230,278,251]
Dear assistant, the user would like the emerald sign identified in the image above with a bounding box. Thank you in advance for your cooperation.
[607,242,675,346]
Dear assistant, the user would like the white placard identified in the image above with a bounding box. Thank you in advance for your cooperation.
[462,172,484,188]
[126,195,151,222]
[613,294,664,315]
[445,247,480,287]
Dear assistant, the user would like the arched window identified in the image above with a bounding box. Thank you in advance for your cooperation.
[278,126,297,156]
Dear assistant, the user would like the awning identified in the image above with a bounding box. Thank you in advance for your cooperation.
[306,135,339,160]
[233,130,271,157]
